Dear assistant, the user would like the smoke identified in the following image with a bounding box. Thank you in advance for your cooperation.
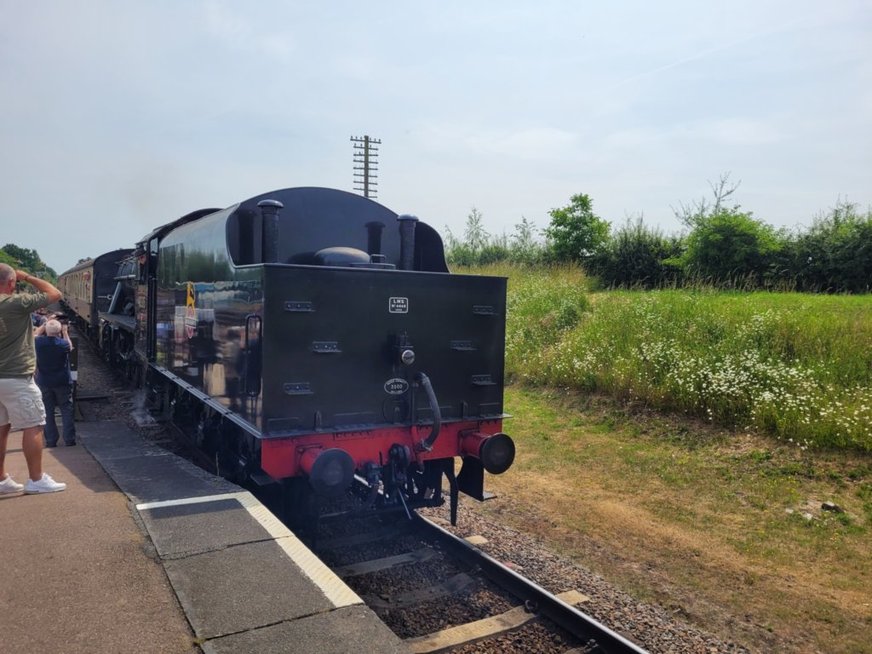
[129,389,158,429]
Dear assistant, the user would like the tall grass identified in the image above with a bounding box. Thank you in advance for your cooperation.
[472,265,872,452]
[501,264,589,373]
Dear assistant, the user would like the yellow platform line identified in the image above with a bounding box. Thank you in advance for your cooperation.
[136,491,361,609]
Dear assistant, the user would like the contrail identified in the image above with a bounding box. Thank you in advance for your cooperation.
[606,15,809,92]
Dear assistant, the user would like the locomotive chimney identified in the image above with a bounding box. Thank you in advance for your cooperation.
[397,214,418,271]
[365,221,385,256]
[258,199,283,264]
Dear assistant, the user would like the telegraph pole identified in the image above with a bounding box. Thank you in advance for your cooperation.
[350,135,380,198]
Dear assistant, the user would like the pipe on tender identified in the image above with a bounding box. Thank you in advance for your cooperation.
[258,199,283,264]
[397,214,418,271]
[415,371,441,451]
[365,221,385,256]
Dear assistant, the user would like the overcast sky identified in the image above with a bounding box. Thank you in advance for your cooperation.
[2,1,870,274]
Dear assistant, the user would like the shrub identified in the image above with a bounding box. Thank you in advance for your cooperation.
[588,218,683,288]
[785,201,872,293]
[679,210,782,286]
[444,213,547,267]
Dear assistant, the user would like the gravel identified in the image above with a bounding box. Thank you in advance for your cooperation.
[419,504,753,654]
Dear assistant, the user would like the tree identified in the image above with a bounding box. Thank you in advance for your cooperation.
[669,173,782,286]
[545,194,610,263]
[672,172,743,229]
[2,244,41,270]
[463,207,489,254]
[509,216,543,264]
[0,250,17,267]
[443,209,495,266]
[510,217,534,249]
[1,243,57,281]
[681,210,781,284]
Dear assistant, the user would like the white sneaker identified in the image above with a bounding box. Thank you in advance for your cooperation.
[0,474,24,494]
[24,473,66,494]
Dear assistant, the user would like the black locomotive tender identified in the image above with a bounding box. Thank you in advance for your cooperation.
[60,187,515,522]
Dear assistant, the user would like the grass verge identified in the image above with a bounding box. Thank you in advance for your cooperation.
[475,264,872,451]
[479,384,872,653]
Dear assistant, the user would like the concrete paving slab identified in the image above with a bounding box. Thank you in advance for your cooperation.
[82,422,237,502]
[79,434,175,461]
[140,497,274,558]
[72,419,172,460]
[95,453,237,503]
[202,605,409,654]
[0,430,198,654]
[35,415,407,652]
[164,538,337,639]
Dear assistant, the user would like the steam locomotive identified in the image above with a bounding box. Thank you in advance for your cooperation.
[59,187,514,523]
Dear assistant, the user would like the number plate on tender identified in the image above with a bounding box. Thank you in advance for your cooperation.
[384,378,410,395]
[389,297,409,314]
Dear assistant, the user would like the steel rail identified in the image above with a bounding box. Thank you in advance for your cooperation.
[413,513,649,654]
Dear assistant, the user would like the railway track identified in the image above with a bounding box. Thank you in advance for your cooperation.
[310,509,648,653]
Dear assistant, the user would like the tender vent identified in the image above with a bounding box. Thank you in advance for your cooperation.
[285,301,315,313]
[283,382,314,396]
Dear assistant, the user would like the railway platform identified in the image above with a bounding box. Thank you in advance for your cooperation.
[0,421,405,653]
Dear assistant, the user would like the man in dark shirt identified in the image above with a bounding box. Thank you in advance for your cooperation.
[35,319,76,447]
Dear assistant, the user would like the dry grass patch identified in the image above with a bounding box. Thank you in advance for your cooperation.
[479,384,872,653]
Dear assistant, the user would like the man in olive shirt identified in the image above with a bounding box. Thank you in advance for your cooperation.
[0,263,67,494]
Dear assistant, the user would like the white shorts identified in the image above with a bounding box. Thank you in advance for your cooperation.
[0,377,47,431]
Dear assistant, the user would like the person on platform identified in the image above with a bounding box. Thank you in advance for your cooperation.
[0,264,67,495]
[34,318,76,447]
[31,308,48,328]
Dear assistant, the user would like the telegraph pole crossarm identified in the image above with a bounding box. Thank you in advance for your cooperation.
[350,134,381,199]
